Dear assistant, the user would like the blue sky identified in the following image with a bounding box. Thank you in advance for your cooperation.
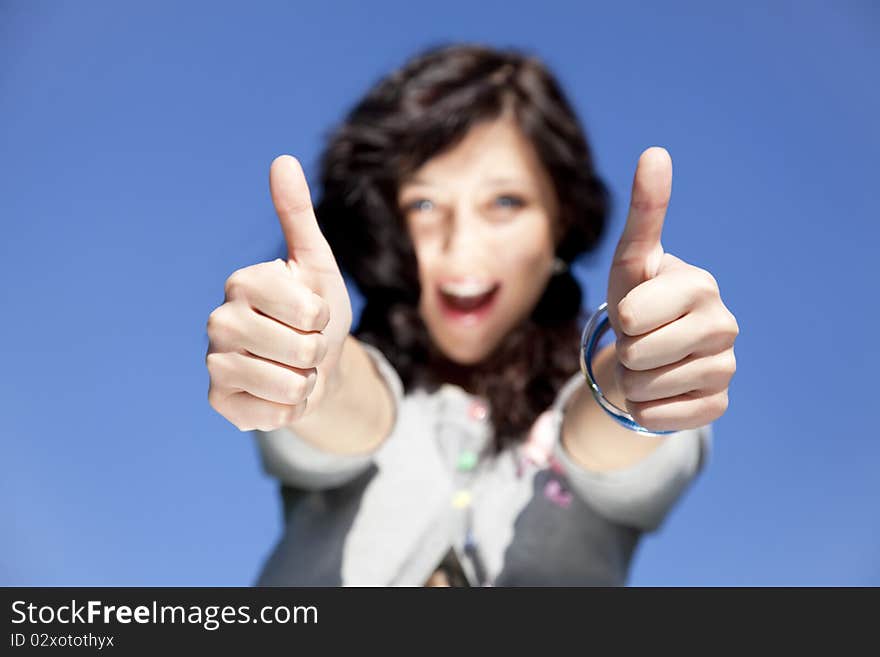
[2,0,877,585]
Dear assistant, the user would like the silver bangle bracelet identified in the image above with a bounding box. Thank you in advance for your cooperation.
[579,301,676,436]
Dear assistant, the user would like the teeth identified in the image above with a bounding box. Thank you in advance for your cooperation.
[440,280,495,297]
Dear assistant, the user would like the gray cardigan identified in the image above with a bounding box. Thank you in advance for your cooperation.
[253,343,711,586]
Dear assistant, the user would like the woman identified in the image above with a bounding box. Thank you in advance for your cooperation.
[205,43,739,586]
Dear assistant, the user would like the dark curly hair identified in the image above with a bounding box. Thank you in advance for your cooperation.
[312,42,610,453]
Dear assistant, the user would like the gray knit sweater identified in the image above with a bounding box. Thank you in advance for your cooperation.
[253,343,711,586]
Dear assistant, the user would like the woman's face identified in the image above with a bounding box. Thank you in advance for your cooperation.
[398,117,560,365]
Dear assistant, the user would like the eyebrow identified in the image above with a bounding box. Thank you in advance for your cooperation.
[402,175,532,188]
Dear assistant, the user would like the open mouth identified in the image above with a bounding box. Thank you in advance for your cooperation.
[436,280,501,321]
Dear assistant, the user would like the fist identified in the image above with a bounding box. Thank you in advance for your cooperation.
[206,156,352,432]
[606,147,739,433]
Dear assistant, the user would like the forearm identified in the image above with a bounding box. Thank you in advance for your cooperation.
[282,335,395,456]
[561,341,667,472]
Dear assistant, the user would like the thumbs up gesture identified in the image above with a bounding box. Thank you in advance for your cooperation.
[206,156,352,432]
[605,147,739,433]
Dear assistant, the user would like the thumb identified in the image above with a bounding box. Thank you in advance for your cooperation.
[607,147,671,326]
[269,154,334,272]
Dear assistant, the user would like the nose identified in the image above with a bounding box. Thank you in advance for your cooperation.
[440,205,481,264]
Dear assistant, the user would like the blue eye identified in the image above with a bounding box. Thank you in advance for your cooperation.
[495,195,524,208]
[409,199,435,212]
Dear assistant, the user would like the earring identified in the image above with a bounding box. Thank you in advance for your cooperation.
[551,257,568,275]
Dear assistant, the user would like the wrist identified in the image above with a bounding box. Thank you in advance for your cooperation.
[593,341,628,410]
[319,335,355,407]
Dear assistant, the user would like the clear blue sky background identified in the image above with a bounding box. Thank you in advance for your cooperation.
[2,0,877,586]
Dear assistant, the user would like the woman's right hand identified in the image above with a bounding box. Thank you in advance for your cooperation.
[206,155,353,432]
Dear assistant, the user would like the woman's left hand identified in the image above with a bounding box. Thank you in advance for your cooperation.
[604,147,739,433]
